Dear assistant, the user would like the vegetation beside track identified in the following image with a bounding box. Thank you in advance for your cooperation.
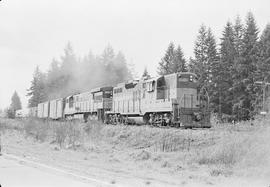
[0,117,269,186]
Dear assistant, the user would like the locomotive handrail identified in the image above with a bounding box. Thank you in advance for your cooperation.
[198,86,210,111]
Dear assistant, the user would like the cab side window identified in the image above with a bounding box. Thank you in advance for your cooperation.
[69,97,74,108]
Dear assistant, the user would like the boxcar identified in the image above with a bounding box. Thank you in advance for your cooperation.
[49,98,64,119]
[37,101,50,118]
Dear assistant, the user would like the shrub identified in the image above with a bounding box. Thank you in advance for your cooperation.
[66,121,83,149]
[0,120,8,134]
[153,130,191,152]
[83,120,103,140]
[197,132,251,166]
[198,145,239,166]
[53,122,67,148]
[23,119,48,142]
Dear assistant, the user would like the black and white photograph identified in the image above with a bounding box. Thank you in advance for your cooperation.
[0,0,270,186]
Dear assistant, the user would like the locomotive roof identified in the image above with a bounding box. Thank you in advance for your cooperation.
[38,101,49,105]
[115,80,139,88]
[144,76,160,83]
[49,97,64,102]
[125,81,139,89]
[178,72,197,77]
[142,72,197,83]
[90,86,113,93]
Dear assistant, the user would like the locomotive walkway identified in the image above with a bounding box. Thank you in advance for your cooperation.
[0,154,115,187]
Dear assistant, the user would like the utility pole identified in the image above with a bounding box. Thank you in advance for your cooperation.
[255,81,270,114]
[0,125,2,156]
[0,134,1,156]
[219,85,222,119]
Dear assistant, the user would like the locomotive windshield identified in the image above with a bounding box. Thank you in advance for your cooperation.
[177,73,197,88]
[104,91,112,98]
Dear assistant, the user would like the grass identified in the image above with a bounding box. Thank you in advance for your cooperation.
[1,115,270,179]
[195,115,270,179]
[0,117,202,153]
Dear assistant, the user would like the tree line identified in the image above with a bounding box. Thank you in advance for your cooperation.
[157,12,270,120]
[27,44,132,107]
[25,11,270,121]
[4,91,22,118]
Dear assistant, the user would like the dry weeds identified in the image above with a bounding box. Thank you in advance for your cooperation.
[1,115,270,183]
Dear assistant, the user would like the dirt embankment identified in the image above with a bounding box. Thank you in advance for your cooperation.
[0,118,269,186]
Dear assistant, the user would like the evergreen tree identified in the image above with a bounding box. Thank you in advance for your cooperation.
[233,15,244,56]
[206,28,219,63]
[158,42,175,75]
[27,66,47,107]
[101,45,115,66]
[60,42,77,74]
[113,51,132,83]
[98,46,132,86]
[205,28,220,112]
[254,24,270,112]
[233,12,259,119]
[27,43,133,105]
[257,24,270,82]
[47,58,61,99]
[190,25,209,85]
[189,25,219,114]
[59,42,78,96]
[101,45,116,86]
[80,50,98,90]
[158,43,187,75]
[10,91,22,111]
[217,21,236,116]
[142,67,151,78]
[190,25,218,89]
[172,45,187,72]
[6,108,15,119]
[231,16,245,119]
[194,25,208,64]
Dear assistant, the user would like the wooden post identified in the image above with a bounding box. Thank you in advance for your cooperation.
[0,131,2,156]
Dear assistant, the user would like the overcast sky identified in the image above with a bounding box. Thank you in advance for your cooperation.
[0,0,269,110]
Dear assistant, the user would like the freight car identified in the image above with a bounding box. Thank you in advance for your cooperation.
[33,72,210,128]
[49,98,64,119]
[15,107,38,118]
[37,101,50,118]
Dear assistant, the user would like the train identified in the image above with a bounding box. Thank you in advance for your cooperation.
[25,72,211,128]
